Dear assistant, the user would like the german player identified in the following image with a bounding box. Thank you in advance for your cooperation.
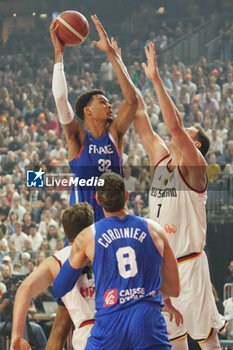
[134,43,226,350]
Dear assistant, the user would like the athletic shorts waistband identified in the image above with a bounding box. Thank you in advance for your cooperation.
[177,251,203,264]
[79,319,95,328]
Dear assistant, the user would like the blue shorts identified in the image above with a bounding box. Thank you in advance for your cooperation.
[85,301,171,350]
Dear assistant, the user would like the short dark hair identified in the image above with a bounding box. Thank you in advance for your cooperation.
[75,89,104,120]
[194,125,210,156]
[62,202,94,243]
[96,173,125,212]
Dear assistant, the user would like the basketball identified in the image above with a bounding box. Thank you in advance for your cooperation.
[56,11,89,46]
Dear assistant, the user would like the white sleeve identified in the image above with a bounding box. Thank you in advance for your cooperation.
[52,63,75,125]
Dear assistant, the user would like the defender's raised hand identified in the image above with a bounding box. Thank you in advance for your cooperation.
[91,14,113,53]
[142,42,159,81]
[111,36,122,57]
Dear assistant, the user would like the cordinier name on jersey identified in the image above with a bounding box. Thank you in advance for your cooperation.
[119,287,145,304]
[88,144,114,154]
[150,186,177,198]
[98,227,147,248]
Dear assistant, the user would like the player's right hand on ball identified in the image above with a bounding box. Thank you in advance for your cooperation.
[50,19,65,53]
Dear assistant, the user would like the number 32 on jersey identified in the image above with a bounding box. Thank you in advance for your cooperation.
[98,159,111,172]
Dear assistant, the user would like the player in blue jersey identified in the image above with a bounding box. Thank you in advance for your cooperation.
[50,15,138,222]
[53,173,180,350]
[49,15,138,349]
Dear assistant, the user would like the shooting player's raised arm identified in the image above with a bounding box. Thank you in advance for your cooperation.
[50,19,86,161]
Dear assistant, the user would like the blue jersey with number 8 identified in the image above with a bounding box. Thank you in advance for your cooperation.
[92,214,163,317]
[69,130,123,222]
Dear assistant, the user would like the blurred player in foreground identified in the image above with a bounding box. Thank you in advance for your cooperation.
[53,173,181,350]
[10,203,94,350]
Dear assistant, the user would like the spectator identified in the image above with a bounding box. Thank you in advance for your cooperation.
[209,129,224,155]
[224,140,233,164]
[209,76,221,103]
[23,237,34,255]
[184,73,197,99]
[99,60,114,91]
[6,211,18,236]
[217,119,228,143]
[27,124,39,144]
[202,91,219,115]
[8,134,24,154]
[38,141,49,160]
[46,129,57,149]
[20,252,31,275]
[17,121,27,143]
[124,165,137,192]
[0,241,9,264]
[8,192,26,222]
[40,240,50,255]
[28,223,43,251]
[18,151,30,172]
[27,259,36,274]
[0,271,6,298]
[37,112,47,136]
[3,151,17,175]
[47,224,59,251]
[225,261,233,284]
[38,208,57,237]
[222,73,233,97]
[10,221,28,251]
[197,85,207,109]
[0,195,10,222]
[22,212,35,236]
[50,139,66,160]
[223,285,233,340]
[45,112,60,137]
[35,251,46,266]
[1,265,12,290]
[207,153,222,182]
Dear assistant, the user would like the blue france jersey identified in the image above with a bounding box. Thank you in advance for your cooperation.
[69,130,123,222]
[92,215,163,317]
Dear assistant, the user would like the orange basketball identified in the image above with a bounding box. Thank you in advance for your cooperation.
[56,10,89,46]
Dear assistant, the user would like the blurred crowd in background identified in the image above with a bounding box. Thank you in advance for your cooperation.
[0,1,233,345]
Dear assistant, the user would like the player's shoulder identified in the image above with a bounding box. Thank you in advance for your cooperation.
[53,245,72,261]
